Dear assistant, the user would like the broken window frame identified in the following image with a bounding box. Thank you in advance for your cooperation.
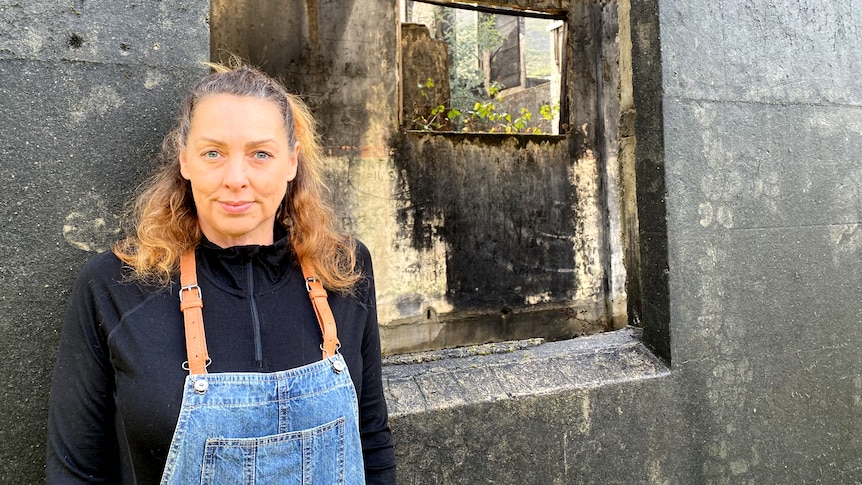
[400,0,569,135]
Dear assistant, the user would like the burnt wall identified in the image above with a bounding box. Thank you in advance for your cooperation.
[212,0,619,354]
[393,134,577,308]
[389,0,862,481]
[386,132,613,352]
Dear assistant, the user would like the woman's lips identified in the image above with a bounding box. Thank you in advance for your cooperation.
[219,201,253,213]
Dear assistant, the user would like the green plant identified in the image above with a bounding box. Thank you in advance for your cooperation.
[411,78,462,131]
[412,77,559,134]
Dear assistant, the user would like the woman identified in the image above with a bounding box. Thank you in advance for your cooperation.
[46,64,395,484]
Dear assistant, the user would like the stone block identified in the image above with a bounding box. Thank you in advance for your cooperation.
[660,2,862,104]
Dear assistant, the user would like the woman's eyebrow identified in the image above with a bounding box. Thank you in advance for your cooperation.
[191,137,281,149]
[245,138,278,147]
[192,137,227,147]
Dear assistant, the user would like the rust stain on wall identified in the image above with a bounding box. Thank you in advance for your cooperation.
[305,0,319,47]
[325,145,392,158]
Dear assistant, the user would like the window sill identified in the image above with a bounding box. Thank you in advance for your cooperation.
[401,129,567,140]
[382,327,669,416]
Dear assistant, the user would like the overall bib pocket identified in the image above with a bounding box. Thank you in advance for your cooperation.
[200,417,347,485]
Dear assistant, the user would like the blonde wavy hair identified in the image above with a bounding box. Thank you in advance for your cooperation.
[114,63,358,291]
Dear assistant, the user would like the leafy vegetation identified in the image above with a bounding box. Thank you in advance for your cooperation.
[412,78,559,134]
[406,7,560,134]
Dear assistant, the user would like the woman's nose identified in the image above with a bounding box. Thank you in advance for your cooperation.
[223,155,249,188]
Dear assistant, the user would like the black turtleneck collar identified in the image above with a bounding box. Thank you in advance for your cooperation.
[196,225,299,294]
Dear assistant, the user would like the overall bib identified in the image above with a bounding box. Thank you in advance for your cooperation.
[160,252,366,485]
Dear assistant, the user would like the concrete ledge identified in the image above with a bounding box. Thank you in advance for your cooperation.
[383,327,668,416]
[382,328,687,483]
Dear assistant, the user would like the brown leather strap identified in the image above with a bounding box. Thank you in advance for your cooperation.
[179,251,209,375]
[301,261,340,360]
[178,250,339,374]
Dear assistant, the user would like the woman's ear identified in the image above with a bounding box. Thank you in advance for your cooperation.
[287,141,300,181]
[179,150,190,180]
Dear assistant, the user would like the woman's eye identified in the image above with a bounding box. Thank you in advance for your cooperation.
[203,150,220,159]
[253,151,271,160]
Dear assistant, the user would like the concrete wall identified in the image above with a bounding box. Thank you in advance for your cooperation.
[0,2,209,482]
[654,0,862,479]
[398,0,862,481]
[401,23,451,131]
[393,0,862,482]
[3,0,861,483]
[211,0,620,355]
[392,0,862,482]
[387,132,614,352]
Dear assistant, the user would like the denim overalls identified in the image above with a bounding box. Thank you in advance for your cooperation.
[160,252,365,484]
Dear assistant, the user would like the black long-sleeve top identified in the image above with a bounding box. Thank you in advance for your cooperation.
[46,235,395,484]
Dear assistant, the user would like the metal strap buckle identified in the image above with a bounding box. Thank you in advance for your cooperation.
[320,343,342,358]
[181,358,212,371]
[179,283,201,303]
[305,276,319,293]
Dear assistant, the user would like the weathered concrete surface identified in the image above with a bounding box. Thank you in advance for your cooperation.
[661,2,862,106]
[385,328,665,413]
[385,0,862,481]
[212,0,621,354]
[655,0,862,481]
[629,0,671,358]
[0,2,208,482]
[4,0,861,483]
[385,328,696,483]
[401,23,451,130]
[387,132,617,352]
[662,83,862,480]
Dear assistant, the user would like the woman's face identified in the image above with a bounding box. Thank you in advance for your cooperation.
[180,94,298,248]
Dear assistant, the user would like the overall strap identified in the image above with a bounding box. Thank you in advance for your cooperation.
[178,251,340,375]
[301,261,340,360]
[179,251,209,375]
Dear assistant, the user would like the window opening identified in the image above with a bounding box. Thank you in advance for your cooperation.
[401,1,567,134]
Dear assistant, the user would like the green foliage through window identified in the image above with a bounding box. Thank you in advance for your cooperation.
[405,2,564,134]
[413,78,559,134]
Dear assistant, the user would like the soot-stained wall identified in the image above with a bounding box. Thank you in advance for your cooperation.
[211,0,620,354]
[386,132,615,351]
[392,134,577,309]
[387,131,615,351]
[389,0,862,482]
